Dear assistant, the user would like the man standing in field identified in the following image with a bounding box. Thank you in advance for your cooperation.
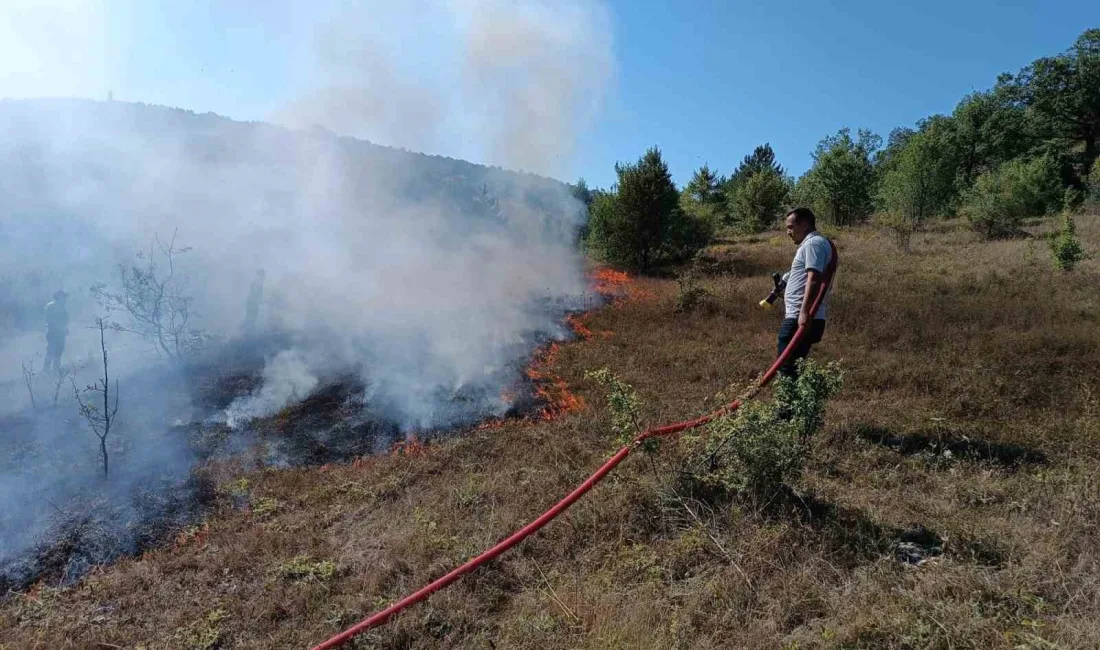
[43,289,69,373]
[776,207,834,379]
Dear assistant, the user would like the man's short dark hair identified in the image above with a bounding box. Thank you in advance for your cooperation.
[787,207,816,230]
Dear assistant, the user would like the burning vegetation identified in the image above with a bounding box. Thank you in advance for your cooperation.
[0,100,598,595]
[588,266,657,303]
[488,265,649,425]
[0,162,653,601]
[0,249,626,595]
[589,267,632,296]
[525,343,586,421]
[565,313,594,339]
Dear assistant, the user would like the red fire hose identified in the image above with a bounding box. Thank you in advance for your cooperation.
[310,243,838,650]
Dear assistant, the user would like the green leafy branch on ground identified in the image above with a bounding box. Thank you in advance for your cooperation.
[585,368,644,448]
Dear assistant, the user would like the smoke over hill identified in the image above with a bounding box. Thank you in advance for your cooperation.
[0,96,592,584]
[0,0,614,588]
[1,97,588,423]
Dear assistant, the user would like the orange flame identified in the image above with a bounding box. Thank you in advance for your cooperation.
[566,313,593,339]
[459,271,631,433]
[587,266,654,303]
[174,522,210,550]
[390,435,427,457]
[475,418,508,431]
[526,342,585,420]
[589,267,631,295]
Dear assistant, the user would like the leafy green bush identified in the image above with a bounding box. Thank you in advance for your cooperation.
[876,127,956,236]
[685,359,843,501]
[961,156,1062,239]
[1051,212,1087,271]
[673,255,714,314]
[681,164,729,225]
[172,609,228,650]
[874,119,960,252]
[798,128,880,227]
[772,360,844,437]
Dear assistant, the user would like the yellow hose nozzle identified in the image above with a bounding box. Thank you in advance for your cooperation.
[759,300,773,310]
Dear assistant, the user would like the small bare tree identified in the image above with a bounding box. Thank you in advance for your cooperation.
[51,364,73,407]
[72,318,119,478]
[92,229,200,363]
[21,359,38,410]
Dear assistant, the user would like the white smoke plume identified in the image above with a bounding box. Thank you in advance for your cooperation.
[0,0,615,586]
[456,0,614,176]
[225,349,319,428]
[277,0,614,177]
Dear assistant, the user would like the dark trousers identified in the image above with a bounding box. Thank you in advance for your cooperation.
[776,318,826,379]
[44,333,65,373]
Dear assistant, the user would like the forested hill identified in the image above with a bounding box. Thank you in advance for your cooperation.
[0,98,586,335]
[0,98,581,226]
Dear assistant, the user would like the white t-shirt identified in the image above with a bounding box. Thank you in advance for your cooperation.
[784,232,832,320]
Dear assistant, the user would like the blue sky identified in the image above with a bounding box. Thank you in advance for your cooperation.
[586,0,1094,188]
[0,1,1094,188]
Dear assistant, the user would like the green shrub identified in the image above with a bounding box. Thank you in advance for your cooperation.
[173,609,228,650]
[273,556,338,583]
[251,496,281,519]
[1088,165,1100,205]
[798,128,880,227]
[585,368,644,447]
[875,127,957,243]
[1051,212,1088,271]
[681,164,728,227]
[673,255,714,313]
[729,168,789,233]
[585,147,713,273]
[685,359,843,501]
[1063,187,1085,213]
[772,360,844,437]
[961,156,1062,239]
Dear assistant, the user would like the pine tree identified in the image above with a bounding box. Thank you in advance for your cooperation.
[728,143,785,193]
[684,164,726,206]
[586,147,712,272]
[682,163,728,224]
[729,168,789,233]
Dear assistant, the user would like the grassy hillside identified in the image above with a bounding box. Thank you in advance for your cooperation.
[3,214,1099,649]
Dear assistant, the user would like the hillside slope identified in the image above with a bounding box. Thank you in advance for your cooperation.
[0,98,584,333]
[3,215,1100,649]
[0,98,575,210]
[0,98,589,598]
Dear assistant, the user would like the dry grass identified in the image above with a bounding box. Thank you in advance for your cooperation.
[2,214,1099,649]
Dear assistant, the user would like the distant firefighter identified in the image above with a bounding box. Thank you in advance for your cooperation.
[43,289,70,373]
[243,269,265,334]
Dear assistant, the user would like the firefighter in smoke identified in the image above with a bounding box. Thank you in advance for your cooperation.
[243,268,265,334]
[43,289,70,373]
